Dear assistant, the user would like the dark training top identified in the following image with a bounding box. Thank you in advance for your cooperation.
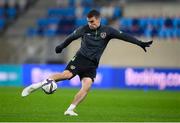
[56,25,144,65]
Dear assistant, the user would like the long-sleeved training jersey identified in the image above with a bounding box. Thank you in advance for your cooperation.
[56,25,144,64]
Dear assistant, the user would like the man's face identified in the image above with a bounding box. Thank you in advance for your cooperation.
[87,16,100,30]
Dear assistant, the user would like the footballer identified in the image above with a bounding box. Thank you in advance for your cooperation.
[22,9,153,116]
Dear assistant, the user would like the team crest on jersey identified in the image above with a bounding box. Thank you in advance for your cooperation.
[100,32,106,39]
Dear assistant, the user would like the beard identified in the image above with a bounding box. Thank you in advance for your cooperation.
[89,24,99,30]
[89,25,96,29]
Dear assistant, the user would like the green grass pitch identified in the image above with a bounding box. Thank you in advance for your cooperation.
[0,87,180,122]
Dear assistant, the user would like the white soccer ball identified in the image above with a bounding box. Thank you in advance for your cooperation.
[42,79,57,94]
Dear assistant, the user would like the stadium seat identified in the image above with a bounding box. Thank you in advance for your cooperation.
[113,7,122,19]
[0,19,5,30]
[48,17,60,25]
[150,17,164,28]
[48,7,75,17]
[173,17,180,28]
[6,7,17,20]
[43,29,57,37]
[25,0,180,39]
[139,17,149,28]
[118,16,180,38]
[173,28,180,38]
[68,0,75,6]
[75,18,87,27]
[0,8,5,17]
[119,17,132,28]
[37,17,60,27]
[158,27,174,39]
[101,18,108,25]
[81,0,94,7]
[37,18,49,27]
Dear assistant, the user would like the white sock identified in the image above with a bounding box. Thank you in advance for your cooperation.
[31,79,49,89]
[67,104,76,111]
[31,82,43,89]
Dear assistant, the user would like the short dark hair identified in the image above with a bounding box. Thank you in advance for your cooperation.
[87,9,100,18]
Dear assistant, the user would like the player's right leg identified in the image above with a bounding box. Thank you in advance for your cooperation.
[64,77,93,116]
[21,70,73,97]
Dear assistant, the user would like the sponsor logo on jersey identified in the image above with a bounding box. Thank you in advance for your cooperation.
[86,33,91,36]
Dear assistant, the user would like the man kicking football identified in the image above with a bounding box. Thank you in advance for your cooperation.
[22,9,153,116]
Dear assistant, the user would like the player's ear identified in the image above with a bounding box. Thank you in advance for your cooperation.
[99,17,101,22]
[96,17,101,24]
[97,16,100,20]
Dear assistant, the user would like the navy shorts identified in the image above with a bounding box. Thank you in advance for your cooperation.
[65,53,98,82]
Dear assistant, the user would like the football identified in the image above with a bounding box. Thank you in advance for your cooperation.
[42,79,57,94]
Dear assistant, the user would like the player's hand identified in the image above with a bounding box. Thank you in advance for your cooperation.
[140,40,153,52]
[55,45,63,53]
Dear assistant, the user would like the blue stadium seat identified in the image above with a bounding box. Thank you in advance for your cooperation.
[48,7,75,17]
[119,18,132,28]
[101,18,108,25]
[81,0,94,7]
[144,26,158,38]
[150,17,164,28]
[58,7,75,17]
[113,7,122,18]
[43,29,57,37]
[173,17,180,28]
[37,18,49,27]
[6,7,17,20]
[158,28,174,38]
[139,17,149,28]
[0,8,5,17]
[0,19,5,30]
[177,29,180,38]
[68,0,75,6]
[48,17,60,25]
[75,18,87,27]
[37,17,60,28]
[173,28,180,38]
[144,28,152,38]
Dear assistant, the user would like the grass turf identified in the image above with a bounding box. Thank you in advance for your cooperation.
[0,87,180,122]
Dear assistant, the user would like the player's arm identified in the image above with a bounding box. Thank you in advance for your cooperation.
[109,27,153,52]
[55,26,84,53]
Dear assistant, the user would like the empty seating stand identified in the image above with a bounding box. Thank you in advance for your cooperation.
[119,17,180,39]
[0,0,35,33]
[26,0,123,37]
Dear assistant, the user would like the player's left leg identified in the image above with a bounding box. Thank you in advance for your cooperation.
[64,77,93,116]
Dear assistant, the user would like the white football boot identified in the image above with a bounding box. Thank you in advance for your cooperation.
[64,110,78,116]
[21,79,49,97]
[21,84,38,97]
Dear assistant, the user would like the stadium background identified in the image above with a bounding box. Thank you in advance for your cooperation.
[0,0,180,122]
